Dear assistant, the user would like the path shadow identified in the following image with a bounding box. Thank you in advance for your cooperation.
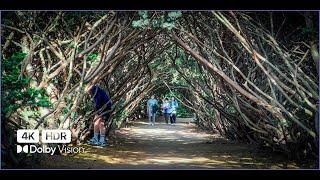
[38,120,301,169]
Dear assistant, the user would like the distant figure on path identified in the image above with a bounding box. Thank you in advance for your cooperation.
[87,85,112,147]
[147,95,158,126]
[169,97,179,125]
[162,98,170,124]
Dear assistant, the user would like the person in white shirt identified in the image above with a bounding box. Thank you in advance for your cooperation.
[169,97,179,125]
[162,98,170,124]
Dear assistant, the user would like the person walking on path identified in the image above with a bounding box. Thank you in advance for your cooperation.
[169,97,179,125]
[162,98,171,124]
[147,95,158,126]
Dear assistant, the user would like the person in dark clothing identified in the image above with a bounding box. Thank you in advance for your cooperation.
[87,85,112,147]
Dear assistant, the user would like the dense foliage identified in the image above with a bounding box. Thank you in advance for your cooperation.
[1,11,318,168]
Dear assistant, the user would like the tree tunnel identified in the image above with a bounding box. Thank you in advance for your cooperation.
[1,11,319,167]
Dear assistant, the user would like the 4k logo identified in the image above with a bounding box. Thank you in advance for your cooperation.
[17,130,39,143]
[17,145,29,153]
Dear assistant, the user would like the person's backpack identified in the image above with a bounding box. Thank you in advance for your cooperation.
[152,104,158,114]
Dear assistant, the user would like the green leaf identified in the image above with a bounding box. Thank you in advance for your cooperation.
[162,22,175,30]
[88,52,98,61]
[168,11,182,20]
[138,11,148,19]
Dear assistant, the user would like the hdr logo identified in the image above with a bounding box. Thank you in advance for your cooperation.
[17,145,29,153]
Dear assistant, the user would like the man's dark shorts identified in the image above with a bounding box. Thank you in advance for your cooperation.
[97,111,110,122]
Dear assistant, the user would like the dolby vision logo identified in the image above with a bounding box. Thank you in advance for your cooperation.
[17,145,29,153]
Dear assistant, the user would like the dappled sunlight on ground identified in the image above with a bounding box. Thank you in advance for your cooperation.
[39,119,300,169]
[117,121,215,143]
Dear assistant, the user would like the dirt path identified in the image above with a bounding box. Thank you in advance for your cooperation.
[40,120,299,169]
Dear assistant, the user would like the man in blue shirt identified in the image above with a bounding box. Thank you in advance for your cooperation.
[147,95,158,126]
[87,85,112,147]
